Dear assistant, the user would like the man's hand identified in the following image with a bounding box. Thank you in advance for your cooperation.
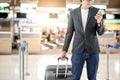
[61,51,67,60]
[95,10,103,26]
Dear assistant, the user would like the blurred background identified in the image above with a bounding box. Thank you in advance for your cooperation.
[0,0,120,80]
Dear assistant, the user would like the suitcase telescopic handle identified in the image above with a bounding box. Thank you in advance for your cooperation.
[56,57,68,78]
[58,57,68,61]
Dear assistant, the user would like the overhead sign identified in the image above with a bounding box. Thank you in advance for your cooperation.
[38,0,66,7]
[66,0,108,5]
[94,0,109,5]
[20,0,38,3]
[0,0,11,2]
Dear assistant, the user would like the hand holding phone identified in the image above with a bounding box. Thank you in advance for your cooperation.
[95,10,103,24]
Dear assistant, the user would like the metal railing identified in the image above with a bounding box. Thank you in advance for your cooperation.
[100,44,120,80]
[19,40,29,80]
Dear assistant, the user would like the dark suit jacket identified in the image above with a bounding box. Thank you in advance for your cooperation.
[62,6,105,54]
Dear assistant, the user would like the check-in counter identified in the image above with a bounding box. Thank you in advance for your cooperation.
[0,32,12,54]
[21,32,41,54]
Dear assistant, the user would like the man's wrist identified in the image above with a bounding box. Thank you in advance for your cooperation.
[63,51,67,53]
[97,22,101,27]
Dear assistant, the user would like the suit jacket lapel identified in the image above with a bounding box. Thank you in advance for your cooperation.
[86,7,92,30]
[78,6,84,33]
[83,7,93,33]
[78,6,93,33]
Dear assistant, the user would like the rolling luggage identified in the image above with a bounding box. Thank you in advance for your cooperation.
[44,57,72,80]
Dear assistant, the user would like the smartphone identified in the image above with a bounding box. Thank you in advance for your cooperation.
[96,10,102,15]
[95,10,102,19]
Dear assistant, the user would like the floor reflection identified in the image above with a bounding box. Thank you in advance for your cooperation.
[0,49,120,80]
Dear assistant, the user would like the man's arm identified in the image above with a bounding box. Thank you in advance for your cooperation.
[61,11,74,59]
[97,20,105,35]
[62,11,74,52]
[95,10,105,35]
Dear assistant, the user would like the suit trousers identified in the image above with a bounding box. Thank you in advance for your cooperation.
[71,49,99,80]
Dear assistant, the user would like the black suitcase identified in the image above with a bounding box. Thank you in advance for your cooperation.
[44,57,72,80]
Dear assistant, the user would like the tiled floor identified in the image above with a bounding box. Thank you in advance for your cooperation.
[0,48,120,80]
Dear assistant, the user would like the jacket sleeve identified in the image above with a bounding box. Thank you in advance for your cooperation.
[62,11,74,52]
[97,19,105,35]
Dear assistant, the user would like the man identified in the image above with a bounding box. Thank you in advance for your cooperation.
[61,0,105,80]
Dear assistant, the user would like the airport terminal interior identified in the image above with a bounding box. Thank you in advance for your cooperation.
[0,0,120,80]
